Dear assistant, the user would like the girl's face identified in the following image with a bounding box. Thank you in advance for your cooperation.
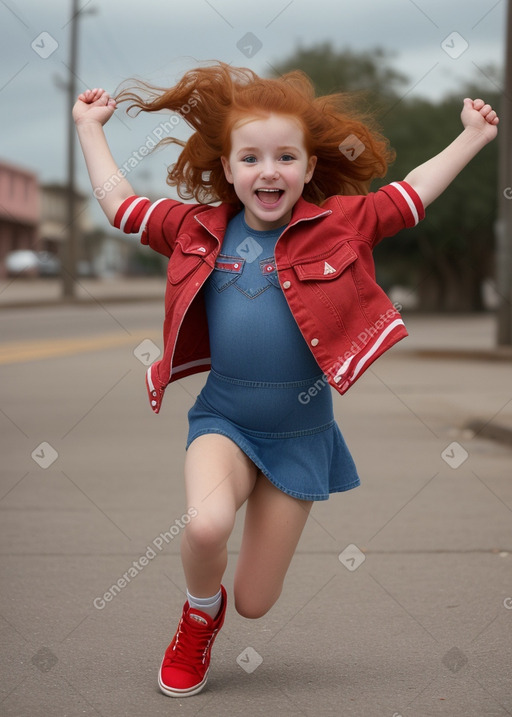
[221,113,317,231]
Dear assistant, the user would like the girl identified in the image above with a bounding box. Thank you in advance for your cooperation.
[73,63,498,698]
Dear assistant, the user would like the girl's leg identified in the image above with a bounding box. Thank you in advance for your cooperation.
[233,474,313,619]
[180,433,259,598]
[160,434,258,699]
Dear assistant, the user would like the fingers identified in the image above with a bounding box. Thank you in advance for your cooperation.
[465,98,499,126]
[478,101,499,126]
[77,87,116,108]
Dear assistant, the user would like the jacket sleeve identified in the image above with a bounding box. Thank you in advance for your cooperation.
[335,181,425,248]
[113,195,202,258]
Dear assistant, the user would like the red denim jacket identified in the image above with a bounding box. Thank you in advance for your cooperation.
[114,181,424,413]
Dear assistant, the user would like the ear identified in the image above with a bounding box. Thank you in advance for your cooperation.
[304,155,317,184]
[221,156,233,184]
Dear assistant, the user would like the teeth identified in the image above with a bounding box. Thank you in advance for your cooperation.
[258,188,279,192]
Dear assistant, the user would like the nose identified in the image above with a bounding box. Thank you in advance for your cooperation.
[260,159,279,179]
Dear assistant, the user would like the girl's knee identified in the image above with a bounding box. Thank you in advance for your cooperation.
[234,586,282,620]
[183,513,233,556]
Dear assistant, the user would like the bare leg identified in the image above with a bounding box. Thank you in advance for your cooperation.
[234,474,312,619]
[180,434,258,597]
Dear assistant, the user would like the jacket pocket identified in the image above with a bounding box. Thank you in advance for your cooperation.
[260,257,280,289]
[209,254,245,292]
[167,233,209,284]
[293,243,357,281]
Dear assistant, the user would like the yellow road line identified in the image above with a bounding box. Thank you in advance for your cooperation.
[0,330,161,365]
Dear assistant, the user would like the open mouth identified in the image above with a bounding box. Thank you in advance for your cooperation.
[256,188,284,205]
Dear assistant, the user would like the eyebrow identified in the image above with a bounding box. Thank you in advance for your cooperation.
[236,145,300,155]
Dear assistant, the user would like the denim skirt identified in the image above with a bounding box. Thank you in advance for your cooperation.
[186,369,360,501]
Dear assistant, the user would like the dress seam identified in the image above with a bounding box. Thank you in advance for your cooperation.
[209,367,326,390]
[196,393,334,439]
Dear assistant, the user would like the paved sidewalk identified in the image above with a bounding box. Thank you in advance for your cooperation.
[0,276,165,308]
[393,313,512,445]
[2,276,511,443]
[1,285,511,716]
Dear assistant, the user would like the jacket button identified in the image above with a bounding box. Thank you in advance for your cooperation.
[282,280,291,289]
[311,338,319,346]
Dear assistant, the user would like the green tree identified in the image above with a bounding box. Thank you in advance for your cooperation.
[270,45,500,311]
[377,90,499,311]
[270,42,407,106]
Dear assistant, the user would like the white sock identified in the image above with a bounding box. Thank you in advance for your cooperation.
[187,588,222,619]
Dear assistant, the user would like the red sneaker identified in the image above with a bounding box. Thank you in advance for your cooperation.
[158,586,227,698]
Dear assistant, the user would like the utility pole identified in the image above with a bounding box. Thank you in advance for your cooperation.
[62,0,80,299]
[496,0,512,344]
[62,0,95,297]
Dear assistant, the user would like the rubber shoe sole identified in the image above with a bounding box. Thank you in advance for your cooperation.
[158,665,210,698]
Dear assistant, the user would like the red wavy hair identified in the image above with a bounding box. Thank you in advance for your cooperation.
[115,62,394,205]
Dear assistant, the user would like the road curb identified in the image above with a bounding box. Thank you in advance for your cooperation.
[464,419,512,447]
[0,294,163,310]
[409,348,512,362]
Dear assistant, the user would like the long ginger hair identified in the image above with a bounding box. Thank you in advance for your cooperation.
[115,62,394,205]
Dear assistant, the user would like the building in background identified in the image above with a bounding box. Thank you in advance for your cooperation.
[1,160,165,279]
[40,184,163,278]
[0,160,40,278]
[40,183,94,275]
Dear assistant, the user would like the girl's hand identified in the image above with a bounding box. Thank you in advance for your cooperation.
[72,88,117,127]
[461,98,499,143]
[404,97,498,208]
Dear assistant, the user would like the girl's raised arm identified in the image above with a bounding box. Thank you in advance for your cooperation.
[73,88,136,225]
[403,98,499,209]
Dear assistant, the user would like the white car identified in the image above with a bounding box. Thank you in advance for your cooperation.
[5,250,61,277]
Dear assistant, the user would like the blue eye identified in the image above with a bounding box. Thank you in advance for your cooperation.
[280,154,295,162]
[242,156,257,163]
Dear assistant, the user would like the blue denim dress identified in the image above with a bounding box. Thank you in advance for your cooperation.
[186,211,359,501]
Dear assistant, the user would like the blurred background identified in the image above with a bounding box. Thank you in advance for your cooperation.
[1,7,511,714]
[0,0,509,319]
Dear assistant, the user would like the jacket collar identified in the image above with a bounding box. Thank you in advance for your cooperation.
[289,196,332,223]
[193,202,240,241]
[193,195,330,240]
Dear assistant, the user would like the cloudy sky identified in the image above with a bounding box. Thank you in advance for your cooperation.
[0,0,505,213]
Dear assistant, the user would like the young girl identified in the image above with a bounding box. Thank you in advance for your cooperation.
[73,63,498,698]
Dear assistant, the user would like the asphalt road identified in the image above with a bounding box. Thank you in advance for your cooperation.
[1,302,511,716]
